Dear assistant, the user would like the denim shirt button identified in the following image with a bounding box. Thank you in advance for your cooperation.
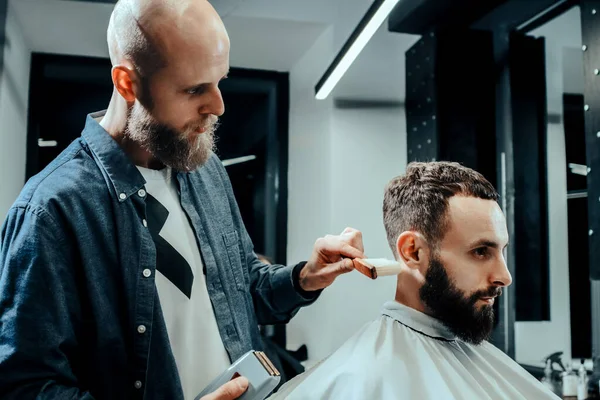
[134,380,142,389]
[142,219,148,228]
[137,325,146,334]
[138,189,146,198]
[119,193,127,200]
[142,269,152,278]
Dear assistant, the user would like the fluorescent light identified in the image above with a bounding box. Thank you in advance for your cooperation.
[38,139,58,148]
[315,0,401,100]
[222,155,257,167]
[568,163,589,176]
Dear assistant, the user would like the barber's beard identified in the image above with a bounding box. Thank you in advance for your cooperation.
[419,258,501,345]
[125,102,218,172]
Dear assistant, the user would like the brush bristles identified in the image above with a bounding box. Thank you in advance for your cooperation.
[353,258,403,279]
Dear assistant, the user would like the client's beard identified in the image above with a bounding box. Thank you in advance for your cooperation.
[125,102,218,172]
[419,258,501,345]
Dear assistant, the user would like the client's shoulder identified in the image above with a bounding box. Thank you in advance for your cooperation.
[268,317,399,399]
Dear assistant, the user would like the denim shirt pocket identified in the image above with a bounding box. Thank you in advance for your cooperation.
[222,231,250,291]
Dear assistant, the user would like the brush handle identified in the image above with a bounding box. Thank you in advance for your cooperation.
[352,259,378,279]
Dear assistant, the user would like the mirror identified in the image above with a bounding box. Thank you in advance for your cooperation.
[515,4,591,368]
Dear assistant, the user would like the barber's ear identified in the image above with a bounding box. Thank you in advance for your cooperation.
[395,231,430,270]
[112,63,140,104]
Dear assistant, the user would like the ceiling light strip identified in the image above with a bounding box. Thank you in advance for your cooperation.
[315,0,401,100]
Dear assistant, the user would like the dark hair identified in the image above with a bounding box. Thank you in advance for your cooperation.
[383,161,499,257]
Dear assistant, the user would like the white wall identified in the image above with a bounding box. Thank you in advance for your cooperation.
[0,1,30,218]
[327,106,406,351]
[14,0,112,57]
[286,106,407,365]
[514,8,582,366]
[223,16,327,72]
[284,28,336,363]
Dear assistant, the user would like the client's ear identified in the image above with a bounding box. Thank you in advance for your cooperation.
[396,232,431,270]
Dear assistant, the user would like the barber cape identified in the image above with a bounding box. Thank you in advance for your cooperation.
[269,301,559,400]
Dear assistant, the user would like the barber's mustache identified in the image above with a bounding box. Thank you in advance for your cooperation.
[198,116,219,129]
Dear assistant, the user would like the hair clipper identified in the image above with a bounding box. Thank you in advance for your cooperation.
[195,350,281,400]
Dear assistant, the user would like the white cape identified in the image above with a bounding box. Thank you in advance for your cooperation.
[269,301,559,400]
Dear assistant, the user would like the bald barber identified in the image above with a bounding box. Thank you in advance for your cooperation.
[0,0,365,399]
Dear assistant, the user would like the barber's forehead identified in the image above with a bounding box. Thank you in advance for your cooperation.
[444,196,507,243]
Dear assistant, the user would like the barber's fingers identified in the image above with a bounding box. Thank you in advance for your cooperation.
[201,376,249,400]
[321,258,356,280]
[339,227,365,253]
[315,235,365,260]
[334,258,356,274]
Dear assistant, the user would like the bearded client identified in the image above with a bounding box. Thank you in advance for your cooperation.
[268,162,559,400]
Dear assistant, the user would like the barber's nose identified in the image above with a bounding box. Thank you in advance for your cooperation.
[207,87,225,117]
[490,257,512,287]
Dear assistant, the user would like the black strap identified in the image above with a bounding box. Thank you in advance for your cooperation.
[145,194,194,299]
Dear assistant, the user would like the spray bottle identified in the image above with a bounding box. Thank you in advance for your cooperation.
[578,359,589,400]
[542,352,566,396]
[563,362,578,400]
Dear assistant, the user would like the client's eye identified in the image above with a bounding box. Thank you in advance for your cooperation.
[473,247,489,259]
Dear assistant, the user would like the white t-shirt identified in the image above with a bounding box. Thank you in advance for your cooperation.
[137,166,231,400]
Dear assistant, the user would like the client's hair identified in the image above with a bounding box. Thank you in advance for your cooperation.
[383,161,499,257]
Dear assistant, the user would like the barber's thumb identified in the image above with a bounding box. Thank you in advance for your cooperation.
[209,376,249,400]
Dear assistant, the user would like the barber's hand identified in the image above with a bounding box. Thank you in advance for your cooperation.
[299,227,366,292]
[199,376,249,400]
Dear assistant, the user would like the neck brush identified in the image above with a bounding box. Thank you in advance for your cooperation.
[352,258,403,280]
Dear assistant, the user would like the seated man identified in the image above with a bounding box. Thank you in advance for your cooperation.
[269,161,559,399]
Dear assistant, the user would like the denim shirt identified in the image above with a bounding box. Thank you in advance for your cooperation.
[0,112,319,399]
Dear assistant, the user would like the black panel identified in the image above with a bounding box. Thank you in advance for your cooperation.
[405,29,496,185]
[405,32,437,162]
[567,197,592,358]
[563,93,592,359]
[580,1,600,393]
[564,94,589,192]
[437,30,497,185]
[509,33,550,321]
[581,1,600,281]
[473,0,570,32]
[388,0,507,35]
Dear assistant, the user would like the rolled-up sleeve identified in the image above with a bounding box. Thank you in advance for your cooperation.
[0,205,94,399]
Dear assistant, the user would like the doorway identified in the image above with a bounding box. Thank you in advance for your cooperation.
[26,52,289,263]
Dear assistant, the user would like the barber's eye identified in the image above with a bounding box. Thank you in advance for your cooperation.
[473,247,489,258]
[186,87,204,96]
